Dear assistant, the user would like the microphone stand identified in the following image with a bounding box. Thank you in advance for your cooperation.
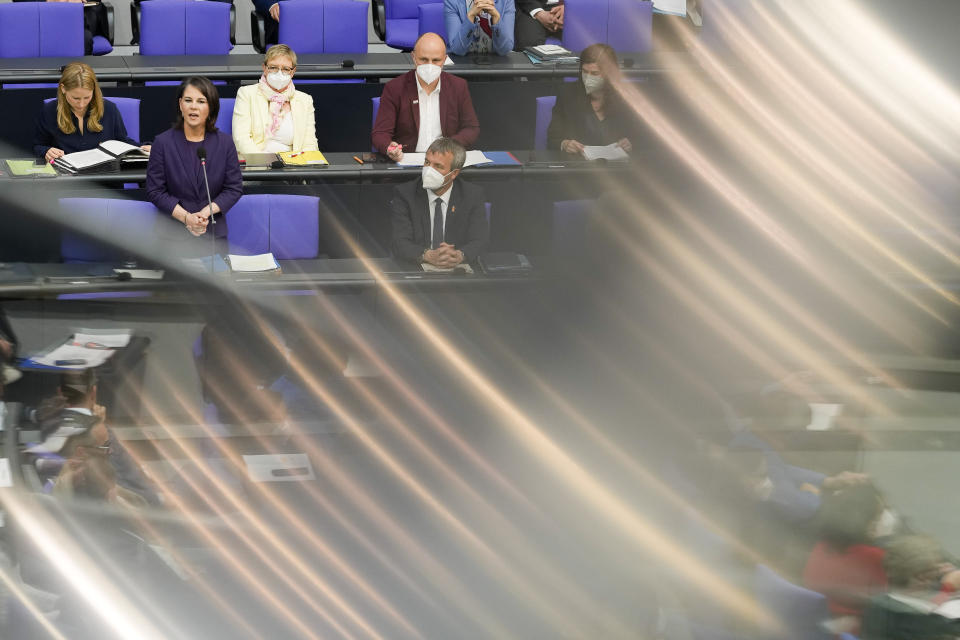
[197,147,216,275]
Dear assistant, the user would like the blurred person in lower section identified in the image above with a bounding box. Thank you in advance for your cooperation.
[29,370,159,505]
[0,304,20,388]
[802,482,891,636]
[861,535,960,640]
[547,44,638,157]
[146,76,242,245]
[390,137,489,268]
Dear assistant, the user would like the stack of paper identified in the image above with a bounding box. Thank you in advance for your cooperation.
[397,150,494,167]
[228,253,280,272]
[582,143,630,162]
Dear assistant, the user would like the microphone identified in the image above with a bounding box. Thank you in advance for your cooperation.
[341,59,355,69]
[197,147,217,273]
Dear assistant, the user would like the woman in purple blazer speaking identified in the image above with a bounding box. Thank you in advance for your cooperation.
[147,77,242,242]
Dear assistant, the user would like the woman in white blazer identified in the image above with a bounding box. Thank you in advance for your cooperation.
[232,44,319,154]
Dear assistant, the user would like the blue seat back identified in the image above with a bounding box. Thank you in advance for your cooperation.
[534,95,556,150]
[217,97,235,134]
[385,0,441,49]
[59,198,160,263]
[417,2,445,39]
[563,0,653,52]
[140,0,232,55]
[324,0,368,53]
[0,3,84,58]
[226,194,320,259]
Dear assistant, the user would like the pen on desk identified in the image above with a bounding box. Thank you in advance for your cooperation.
[56,359,86,366]
[289,152,304,158]
[353,155,364,164]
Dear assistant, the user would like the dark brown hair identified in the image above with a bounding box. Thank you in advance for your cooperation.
[173,76,220,132]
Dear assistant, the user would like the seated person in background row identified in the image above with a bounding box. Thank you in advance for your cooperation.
[0,305,19,387]
[232,44,318,155]
[445,0,516,56]
[862,535,960,640]
[513,0,562,50]
[547,44,636,157]
[147,76,242,241]
[391,137,489,268]
[34,62,150,165]
[372,33,481,163]
[28,370,158,506]
[252,0,284,49]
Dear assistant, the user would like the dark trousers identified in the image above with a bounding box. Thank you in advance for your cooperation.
[514,11,562,50]
[83,3,109,55]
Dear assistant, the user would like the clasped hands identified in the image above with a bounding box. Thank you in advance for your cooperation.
[184,204,215,236]
[468,0,501,24]
[535,4,563,32]
[424,243,464,268]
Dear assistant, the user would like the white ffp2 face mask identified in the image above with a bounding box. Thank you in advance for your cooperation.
[416,63,442,85]
[267,71,291,90]
[421,166,452,191]
[582,73,605,94]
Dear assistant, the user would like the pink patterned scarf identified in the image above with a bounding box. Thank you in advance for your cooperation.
[258,74,296,137]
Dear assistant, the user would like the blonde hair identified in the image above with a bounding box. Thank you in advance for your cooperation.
[57,62,104,135]
[264,44,297,68]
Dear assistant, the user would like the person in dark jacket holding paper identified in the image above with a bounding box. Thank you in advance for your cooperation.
[33,62,147,164]
[546,44,638,156]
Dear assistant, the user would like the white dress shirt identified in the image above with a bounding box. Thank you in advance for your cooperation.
[415,75,443,152]
[427,184,453,244]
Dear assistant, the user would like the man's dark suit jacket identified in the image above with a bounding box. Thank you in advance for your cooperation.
[372,70,481,156]
[146,128,242,238]
[391,178,489,264]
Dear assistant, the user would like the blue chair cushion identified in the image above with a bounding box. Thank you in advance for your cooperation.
[92,34,113,55]
[385,18,419,49]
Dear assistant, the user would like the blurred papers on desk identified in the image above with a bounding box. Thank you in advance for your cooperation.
[421,263,475,273]
[113,268,165,280]
[653,0,686,16]
[73,331,132,349]
[583,143,630,161]
[30,343,115,369]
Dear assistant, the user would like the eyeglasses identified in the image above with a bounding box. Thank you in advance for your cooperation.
[266,65,295,74]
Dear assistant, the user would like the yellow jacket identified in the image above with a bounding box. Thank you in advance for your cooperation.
[231,83,319,154]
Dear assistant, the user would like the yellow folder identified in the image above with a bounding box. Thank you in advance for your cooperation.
[278,150,329,166]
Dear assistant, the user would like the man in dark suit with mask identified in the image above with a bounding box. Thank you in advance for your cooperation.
[390,137,489,268]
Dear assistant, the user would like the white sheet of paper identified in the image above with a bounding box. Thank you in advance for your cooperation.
[582,143,630,161]
[72,331,131,348]
[114,268,165,280]
[397,151,492,167]
[99,139,141,156]
[653,0,686,16]
[421,263,474,273]
[807,403,843,431]
[32,344,114,369]
[243,454,315,483]
[0,459,11,488]
[59,147,114,169]
[228,253,279,272]
[444,55,454,66]
[464,150,493,167]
